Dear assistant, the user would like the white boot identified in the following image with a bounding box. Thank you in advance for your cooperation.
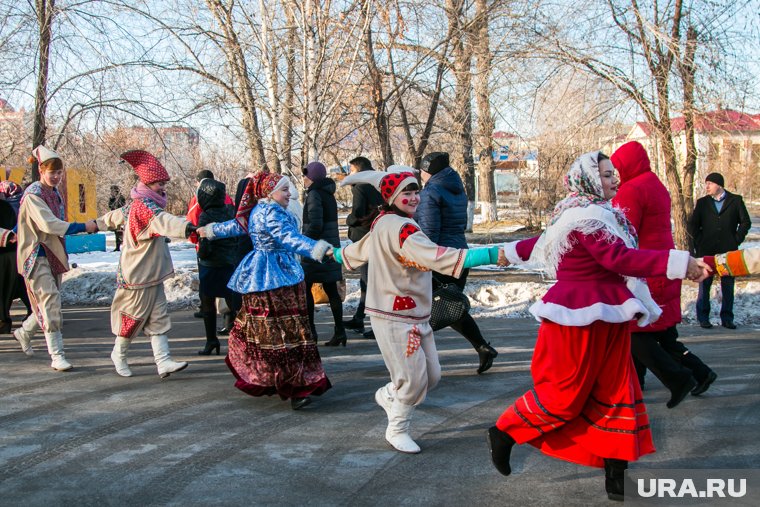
[44,331,73,371]
[111,337,133,377]
[385,400,421,454]
[375,382,395,419]
[14,315,38,357]
[150,335,188,378]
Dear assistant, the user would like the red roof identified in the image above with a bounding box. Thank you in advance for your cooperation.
[636,109,760,135]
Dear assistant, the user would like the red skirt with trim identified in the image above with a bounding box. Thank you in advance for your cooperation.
[496,319,654,468]
[225,282,331,400]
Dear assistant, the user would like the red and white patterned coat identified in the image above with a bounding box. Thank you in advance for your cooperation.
[97,198,188,289]
[339,212,467,324]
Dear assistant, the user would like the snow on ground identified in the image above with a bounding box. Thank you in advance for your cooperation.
[62,233,760,325]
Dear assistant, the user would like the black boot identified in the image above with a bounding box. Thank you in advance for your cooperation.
[198,339,221,355]
[199,311,221,355]
[486,426,515,476]
[324,328,347,347]
[666,375,697,408]
[363,329,375,340]
[476,343,498,374]
[343,316,365,333]
[603,458,627,501]
[218,311,233,336]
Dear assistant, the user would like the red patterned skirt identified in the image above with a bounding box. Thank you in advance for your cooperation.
[225,282,331,399]
[496,320,654,468]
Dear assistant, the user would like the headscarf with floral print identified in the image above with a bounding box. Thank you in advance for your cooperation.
[548,150,636,244]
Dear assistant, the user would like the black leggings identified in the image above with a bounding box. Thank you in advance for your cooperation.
[305,281,343,333]
[200,292,241,342]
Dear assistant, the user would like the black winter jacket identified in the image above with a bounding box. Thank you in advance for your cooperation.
[197,179,238,267]
[301,178,342,283]
[688,190,751,256]
[414,167,468,249]
[346,177,384,242]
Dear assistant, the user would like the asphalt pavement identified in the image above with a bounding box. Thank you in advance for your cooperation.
[1,306,758,506]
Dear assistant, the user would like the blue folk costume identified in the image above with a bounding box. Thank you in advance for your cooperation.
[204,172,332,403]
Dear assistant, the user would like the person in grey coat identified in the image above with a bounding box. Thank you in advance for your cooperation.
[415,152,498,374]
[301,161,345,346]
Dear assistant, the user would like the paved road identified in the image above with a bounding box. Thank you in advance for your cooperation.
[1,307,758,506]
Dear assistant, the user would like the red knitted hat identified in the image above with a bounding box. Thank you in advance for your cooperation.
[380,171,417,203]
[120,150,170,184]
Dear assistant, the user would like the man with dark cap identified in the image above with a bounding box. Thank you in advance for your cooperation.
[688,172,751,329]
[415,152,498,374]
[343,156,384,337]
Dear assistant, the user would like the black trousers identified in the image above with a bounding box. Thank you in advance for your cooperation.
[200,292,241,342]
[433,269,488,350]
[631,326,710,389]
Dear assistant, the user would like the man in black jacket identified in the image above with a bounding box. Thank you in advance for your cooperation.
[688,172,751,329]
[343,157,384,337]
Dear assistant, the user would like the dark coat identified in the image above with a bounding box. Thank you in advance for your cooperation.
[346,177,384,242]
[301,178,342,283]
[688,190,751,256]
[414,167,468,249]
[197,179,238,268]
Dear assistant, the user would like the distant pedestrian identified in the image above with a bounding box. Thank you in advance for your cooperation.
[342,156,383,337]
[688,172,751,329]
[13,146,98,370]
[415,152,498,374]
[96,150,196,378]
[108,185,126,251]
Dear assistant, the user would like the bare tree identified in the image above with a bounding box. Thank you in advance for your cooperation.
[473,0,497,222]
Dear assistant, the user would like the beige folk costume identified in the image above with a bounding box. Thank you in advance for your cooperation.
[13,146,91,371]
[335,168,499,454]
[96,150,194,378]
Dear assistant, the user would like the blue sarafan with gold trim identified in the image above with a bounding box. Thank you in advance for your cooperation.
[210,200,326,294]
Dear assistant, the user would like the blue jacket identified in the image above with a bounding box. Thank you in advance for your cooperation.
[211,200,324,293]
[414,167,468,249]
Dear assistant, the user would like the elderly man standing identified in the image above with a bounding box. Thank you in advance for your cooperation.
[688,172,751,330]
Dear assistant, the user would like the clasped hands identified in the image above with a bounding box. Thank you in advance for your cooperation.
[686,256,712,282]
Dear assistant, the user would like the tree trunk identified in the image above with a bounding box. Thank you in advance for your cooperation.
[363,0,394,168]
[32,0,55,182]
[680,25,698,215]
[446,0,475,231]
[473,0,497,223]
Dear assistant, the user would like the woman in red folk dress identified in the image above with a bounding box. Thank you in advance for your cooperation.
[488,151,710,501]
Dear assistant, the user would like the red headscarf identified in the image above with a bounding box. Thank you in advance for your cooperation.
[235,172,286,230]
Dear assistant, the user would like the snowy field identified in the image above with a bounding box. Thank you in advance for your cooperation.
[60,232,760,326]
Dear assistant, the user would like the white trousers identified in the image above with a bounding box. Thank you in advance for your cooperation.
[370,316,440,406]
